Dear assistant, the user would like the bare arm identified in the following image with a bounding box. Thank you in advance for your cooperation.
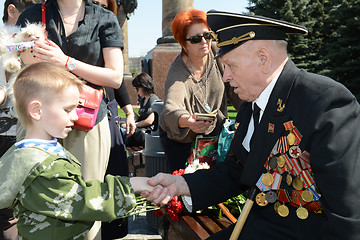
[136,112,155,128]
[32,40,123,88]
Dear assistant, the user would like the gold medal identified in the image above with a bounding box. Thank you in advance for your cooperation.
[262,172,274,187]
[296,206,309,220]
[287,132,296,146]
[286,173,292,186]
[256,192,268,207]
[277,204,289,217]
[292,177,304,190]
[277,155,286,168]
[274,201,281,213]
[301,189,314,202]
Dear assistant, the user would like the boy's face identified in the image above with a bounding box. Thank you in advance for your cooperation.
[37,85,79,139]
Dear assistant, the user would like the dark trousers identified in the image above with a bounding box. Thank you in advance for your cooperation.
[101,100,129,239]
[159,127,192,172]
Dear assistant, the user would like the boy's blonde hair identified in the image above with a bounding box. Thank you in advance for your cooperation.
[13,62,84,126]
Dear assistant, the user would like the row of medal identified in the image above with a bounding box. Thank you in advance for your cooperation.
[255,121,323,219]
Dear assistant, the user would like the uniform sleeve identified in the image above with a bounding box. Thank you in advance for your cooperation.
[307,84,360,239]
[17,158,136,222]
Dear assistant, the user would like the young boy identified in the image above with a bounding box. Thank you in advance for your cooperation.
[0,62,153,239]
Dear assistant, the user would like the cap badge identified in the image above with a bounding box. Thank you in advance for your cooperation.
[217,31,256,47]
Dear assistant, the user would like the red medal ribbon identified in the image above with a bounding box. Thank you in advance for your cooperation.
[277,189,291,203]
[299,169,314,188]
[291,190,306,207]
[283,121,294,131]
[288,156,302,176]
[304,201,322,212]
[291,126,303,144]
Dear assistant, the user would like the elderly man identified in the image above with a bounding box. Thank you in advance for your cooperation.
[143,10,360,240]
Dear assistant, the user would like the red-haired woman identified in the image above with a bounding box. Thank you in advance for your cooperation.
[159,9,241,172]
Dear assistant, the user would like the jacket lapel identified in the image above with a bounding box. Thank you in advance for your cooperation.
[239,60,301,186]
[230,102,252,162]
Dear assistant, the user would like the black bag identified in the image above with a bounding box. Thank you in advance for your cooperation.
[125,128,145,148]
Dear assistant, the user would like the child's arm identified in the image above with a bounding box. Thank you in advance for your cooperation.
[0,88,5,105]
[130,177,155,193]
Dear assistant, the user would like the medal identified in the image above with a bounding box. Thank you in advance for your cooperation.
[289,146,301,158]
[287,132,296,146]
[262,172,274,187]
[256,192,268,206]
[277,155,286,168]
[286,173,293,186]
[301,189,314,202]
[268,156,278,169]
[296,206,309,220]
[292,177,304,190]
[265,191,277,203]
[277,204,289,217]
[274,201,281,212]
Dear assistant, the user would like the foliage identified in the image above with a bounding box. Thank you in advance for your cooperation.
[130,64,139,77]
[247,0,360,101]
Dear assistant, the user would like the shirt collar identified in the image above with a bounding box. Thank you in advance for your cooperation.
[253,67,283,112]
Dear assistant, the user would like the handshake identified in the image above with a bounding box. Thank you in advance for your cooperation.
[129,173,190,205]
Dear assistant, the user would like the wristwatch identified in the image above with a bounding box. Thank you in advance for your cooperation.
[67,57,77,71]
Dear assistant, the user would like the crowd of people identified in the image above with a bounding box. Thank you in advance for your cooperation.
[1,1,360,240]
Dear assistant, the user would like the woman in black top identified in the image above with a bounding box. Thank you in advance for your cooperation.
[16,0,124,239]
[124,72,160,148]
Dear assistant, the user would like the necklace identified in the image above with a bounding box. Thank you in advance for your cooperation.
[60,2,85,25]
[188,57,211,113]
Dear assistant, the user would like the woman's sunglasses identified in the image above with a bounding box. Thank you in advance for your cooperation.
[186,31,213,44]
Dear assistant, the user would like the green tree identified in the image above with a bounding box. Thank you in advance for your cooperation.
[247,0,328,72]
[247,0,360,100]
[320,0,360,99]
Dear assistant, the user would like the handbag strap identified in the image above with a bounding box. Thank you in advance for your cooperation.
[41,2,49,41]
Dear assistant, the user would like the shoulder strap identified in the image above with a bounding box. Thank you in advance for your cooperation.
[41,2,48,41]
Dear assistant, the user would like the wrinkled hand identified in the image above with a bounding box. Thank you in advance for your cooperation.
[140,173,189,205]
[187,114,213,134]
[32,39,68,68]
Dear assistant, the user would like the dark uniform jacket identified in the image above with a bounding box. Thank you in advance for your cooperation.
[183,59,360,239]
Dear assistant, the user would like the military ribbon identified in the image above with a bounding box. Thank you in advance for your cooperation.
[299,170,314,188]
[298,150,311,169]
[307,184,321,201]
[277,136,289,154]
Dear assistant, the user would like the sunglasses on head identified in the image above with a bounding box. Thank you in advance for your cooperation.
[186,31,213,44]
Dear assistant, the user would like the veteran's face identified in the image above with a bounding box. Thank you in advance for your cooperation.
[220,40,268,102]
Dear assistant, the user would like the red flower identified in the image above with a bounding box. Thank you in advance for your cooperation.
[172,169,185,176]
